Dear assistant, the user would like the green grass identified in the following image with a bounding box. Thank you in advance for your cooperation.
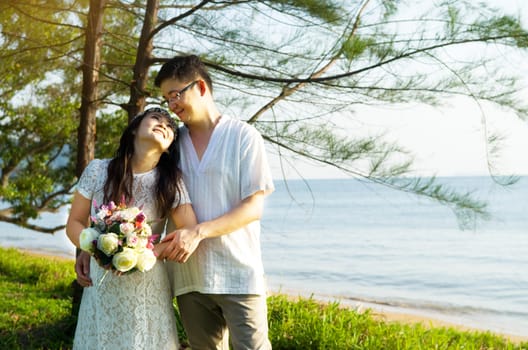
[0,246,526,350]
[268,295,527,349]
[0,247,76,349]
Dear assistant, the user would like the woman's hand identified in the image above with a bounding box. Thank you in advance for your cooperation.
[75,251,93,287]
[153,241,170,259]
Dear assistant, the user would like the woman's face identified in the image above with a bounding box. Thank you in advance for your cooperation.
[136,111,176,152]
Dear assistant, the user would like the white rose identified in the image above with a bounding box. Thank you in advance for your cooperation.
[96,209,108,221]
[140,224,152,237]
[112,248,138,272]
[135,248,157,272]
[79,227,100,253]
[108,212,123,223]
[97,233,119,256]
[121,207,141,221]
[136,236,149,249]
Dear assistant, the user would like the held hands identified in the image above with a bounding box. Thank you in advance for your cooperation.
[159,226,202,263]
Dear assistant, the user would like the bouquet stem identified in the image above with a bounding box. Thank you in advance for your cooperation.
[98,270,109,287]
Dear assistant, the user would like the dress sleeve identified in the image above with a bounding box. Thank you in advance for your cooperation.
[76,159,106,200]
[173,178,192,207]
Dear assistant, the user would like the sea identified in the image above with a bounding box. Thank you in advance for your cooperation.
[1,176,527,337]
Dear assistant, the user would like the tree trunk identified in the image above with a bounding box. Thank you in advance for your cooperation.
[125,0,159,121]
[72,0,106,320]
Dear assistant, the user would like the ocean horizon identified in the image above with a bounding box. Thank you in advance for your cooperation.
[260,176,528,337]
[1,175,527,337]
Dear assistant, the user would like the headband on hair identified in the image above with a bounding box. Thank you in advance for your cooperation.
[133,107,172,120]
[133,107,178,130]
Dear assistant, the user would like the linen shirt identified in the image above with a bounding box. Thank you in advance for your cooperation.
[166,116,274,296]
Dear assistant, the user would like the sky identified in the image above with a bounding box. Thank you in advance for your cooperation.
[268,0,528,180]
[268,101,528,179]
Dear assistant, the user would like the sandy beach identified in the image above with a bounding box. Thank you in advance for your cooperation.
[369,308,528,344]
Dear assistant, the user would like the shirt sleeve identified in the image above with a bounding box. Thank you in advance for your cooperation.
[239,125,275,200]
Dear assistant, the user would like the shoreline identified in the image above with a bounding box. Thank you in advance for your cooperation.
[8,246,528,344]
[16,247,76,261]
[368,308,528,345]
[267,286,528,344]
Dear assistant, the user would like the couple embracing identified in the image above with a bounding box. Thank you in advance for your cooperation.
[66,55,274,350]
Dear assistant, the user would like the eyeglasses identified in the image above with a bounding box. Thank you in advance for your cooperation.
[164,81,198,104]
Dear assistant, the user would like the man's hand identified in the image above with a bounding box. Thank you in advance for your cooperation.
[160,227,202,263]
[75,251,93,287]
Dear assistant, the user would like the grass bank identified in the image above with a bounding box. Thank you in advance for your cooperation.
[0,246,526,349]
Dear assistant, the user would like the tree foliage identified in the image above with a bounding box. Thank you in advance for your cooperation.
[1,0,528,232]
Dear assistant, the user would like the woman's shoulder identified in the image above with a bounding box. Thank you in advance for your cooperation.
[82,158,111,176]
[77,159,110,197]
[87,158,111,169]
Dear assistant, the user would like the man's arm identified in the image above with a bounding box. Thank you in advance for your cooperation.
[160,190,265,262]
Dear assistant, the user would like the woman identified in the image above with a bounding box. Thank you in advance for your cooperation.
[66,107,196,350]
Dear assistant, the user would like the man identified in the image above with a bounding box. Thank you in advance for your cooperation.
[156,55,274,350]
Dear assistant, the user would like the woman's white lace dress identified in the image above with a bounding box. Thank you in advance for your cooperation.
[73,159,188,350]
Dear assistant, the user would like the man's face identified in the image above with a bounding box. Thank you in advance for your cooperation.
[160,78,199,123]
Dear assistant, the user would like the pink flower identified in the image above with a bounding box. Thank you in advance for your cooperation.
[126,235,139,248]
[135,212,146,225]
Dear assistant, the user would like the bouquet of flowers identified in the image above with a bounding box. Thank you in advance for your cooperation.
[79,200,159,274]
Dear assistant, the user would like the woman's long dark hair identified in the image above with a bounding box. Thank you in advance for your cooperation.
[103,108,182,218]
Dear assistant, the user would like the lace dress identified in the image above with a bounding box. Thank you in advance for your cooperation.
[73,159,188,350]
